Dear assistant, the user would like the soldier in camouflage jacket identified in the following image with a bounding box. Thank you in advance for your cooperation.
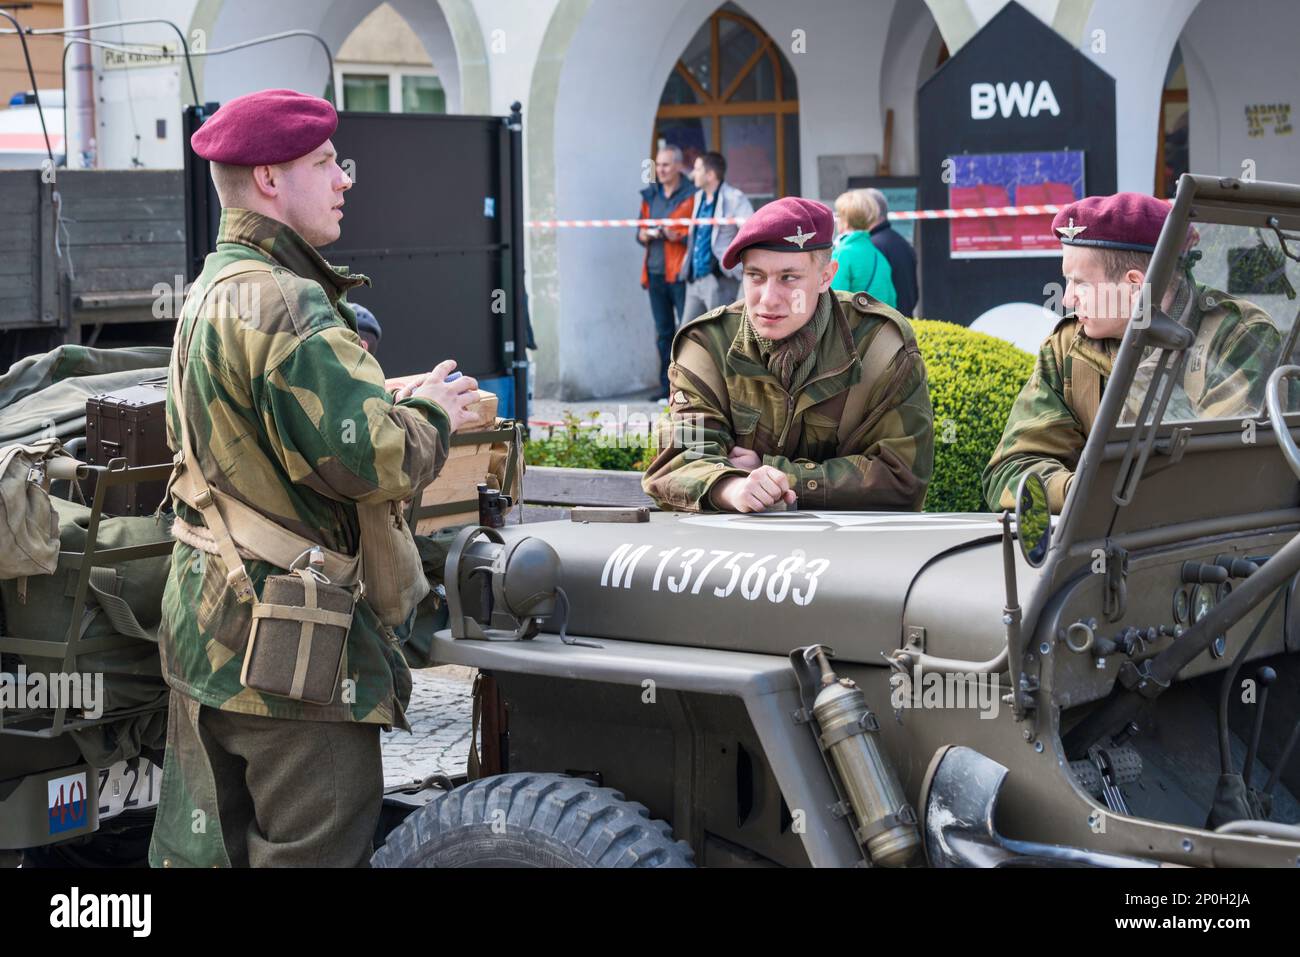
[149,90,479,868]
[643,197,933,513]
[983,192,1280,513]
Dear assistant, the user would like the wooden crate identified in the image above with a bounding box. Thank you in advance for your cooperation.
[384,379,501,533]
[384,376,498,430]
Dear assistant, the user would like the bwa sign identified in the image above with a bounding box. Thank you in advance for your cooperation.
[971,81,1061,120]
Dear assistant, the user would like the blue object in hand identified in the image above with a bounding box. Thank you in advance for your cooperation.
[445,372,463,383]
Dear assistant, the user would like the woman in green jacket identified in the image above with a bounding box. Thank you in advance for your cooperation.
[830,189,898,309]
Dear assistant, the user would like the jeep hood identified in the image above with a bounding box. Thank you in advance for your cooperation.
[491,511,1020,665]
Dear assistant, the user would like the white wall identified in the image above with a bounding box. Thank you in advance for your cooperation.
[1180,0,1300,186]
[79,0,200,169]
[467,0,551,115]
[1078,0,1300,194]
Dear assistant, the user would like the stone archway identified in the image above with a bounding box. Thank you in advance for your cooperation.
[186,0,486,112]
[879,0,944,178]
[1079,0,1201,193]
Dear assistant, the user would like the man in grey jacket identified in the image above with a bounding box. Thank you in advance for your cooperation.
[683,152,754,323]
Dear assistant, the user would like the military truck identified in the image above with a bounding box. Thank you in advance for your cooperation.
[0,454,173,868]
[374,175,1300,868]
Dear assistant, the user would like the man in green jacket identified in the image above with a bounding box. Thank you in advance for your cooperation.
[983,192,1280,513]
[643,196,933,513]
[149,89,480,868]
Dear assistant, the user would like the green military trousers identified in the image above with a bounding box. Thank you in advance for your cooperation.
[147,690,383,867]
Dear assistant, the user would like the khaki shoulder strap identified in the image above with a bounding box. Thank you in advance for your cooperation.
[1057,325,1105,436]
[170,263,278,602]
[1066,360,1102,435]
[1181,306,1232,402]
[837,317,906,445]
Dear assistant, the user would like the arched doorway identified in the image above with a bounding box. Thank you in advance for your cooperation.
[187,0,483,115]
[652,4,799,206]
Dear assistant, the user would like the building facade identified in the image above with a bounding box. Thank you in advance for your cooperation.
[19,0,1300,398]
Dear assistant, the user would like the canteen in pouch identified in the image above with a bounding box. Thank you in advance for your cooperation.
[240,564,359,705]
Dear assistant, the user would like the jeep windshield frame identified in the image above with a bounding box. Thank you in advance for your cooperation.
[1022,174,1300,651]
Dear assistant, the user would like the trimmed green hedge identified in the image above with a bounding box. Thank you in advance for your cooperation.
[523,322,1034,513]
[911,319,1034,513]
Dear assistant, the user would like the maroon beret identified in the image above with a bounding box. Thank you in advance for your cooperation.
[722,197,834,270]
[191,88,337,165]
[1052,192,1173,254]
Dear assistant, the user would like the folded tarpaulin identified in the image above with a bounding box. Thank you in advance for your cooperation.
[0,344,171,446]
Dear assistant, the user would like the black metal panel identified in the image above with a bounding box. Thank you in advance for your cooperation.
[325,113,503,249]
[321,112,508,379]
[182,104,221,284]
[916,1,1117,326]
[342,248,504,378]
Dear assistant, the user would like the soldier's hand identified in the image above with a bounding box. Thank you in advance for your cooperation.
[714,466,796,513]
[411,360,480,431]
[727,445,762,470]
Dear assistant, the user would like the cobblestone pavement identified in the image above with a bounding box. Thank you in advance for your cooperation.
[381,666,475,788]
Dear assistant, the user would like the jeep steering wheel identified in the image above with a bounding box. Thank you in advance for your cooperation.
[1265,365,1300,481]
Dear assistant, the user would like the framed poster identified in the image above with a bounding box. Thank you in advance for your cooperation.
[946,150,1084,258]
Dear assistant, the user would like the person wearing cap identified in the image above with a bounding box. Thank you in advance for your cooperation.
[350,302,382,354]
[642,196,934,513]
[983,191,1280,513]
[150,89,480,868]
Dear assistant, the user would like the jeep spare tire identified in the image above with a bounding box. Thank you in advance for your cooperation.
[372,773,694,868]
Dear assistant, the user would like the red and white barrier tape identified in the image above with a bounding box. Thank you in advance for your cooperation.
[525,204,1063,229]
[890,203,1062,221]
[526,217,747,229]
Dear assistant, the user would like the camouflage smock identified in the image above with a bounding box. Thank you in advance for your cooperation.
[159,208,451,728]
[643,289,934,511]
[982,288,1280,512]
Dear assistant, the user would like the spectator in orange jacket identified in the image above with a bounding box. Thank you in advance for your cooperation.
[637,145,695,400]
